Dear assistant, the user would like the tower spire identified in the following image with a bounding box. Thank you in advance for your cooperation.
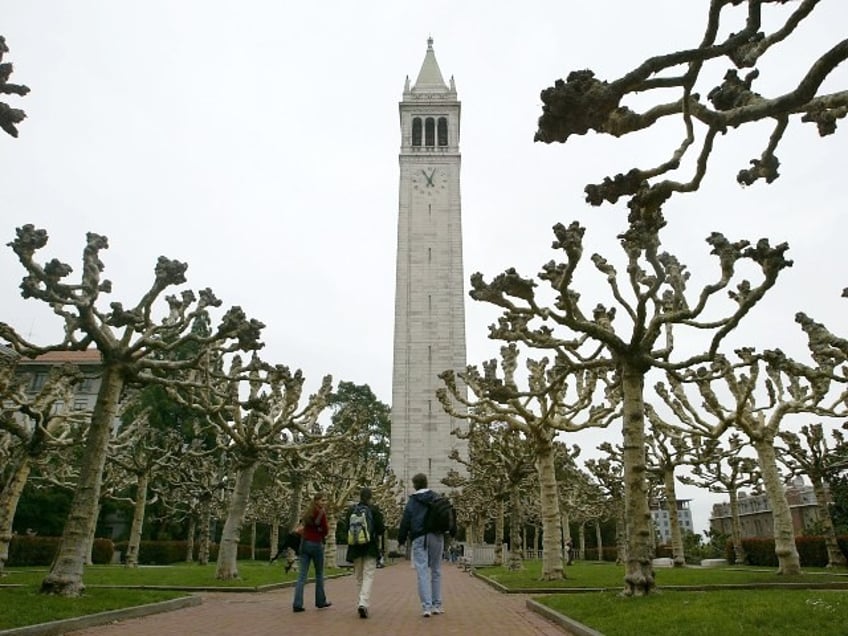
[412,37,448,93]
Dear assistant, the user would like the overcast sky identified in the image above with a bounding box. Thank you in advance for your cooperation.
[3,1,846,536]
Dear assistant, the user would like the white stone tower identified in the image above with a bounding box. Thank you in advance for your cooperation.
[391,38,467,496]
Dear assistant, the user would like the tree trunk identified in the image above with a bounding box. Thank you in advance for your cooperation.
[269,518,280,562]
[535,438,564,580]
[198,503,211,565]
[562,510,573,565]
[595,519,604,562]
[0,454,31,575]
[506,488,523,571]
[578,521,586,561]
[125,472,149,568]
[324,510,338,569]
[620,362,655,596]
[663,470,685,567]
[753,439,801,575]
[185,516,196,563]
[41,367,124,596]
[494,499,504,566]
[250,520,256,561]
[85,501,100,566]
[811,477,846,568]
[215,462,258,580]
[728,488,746,564]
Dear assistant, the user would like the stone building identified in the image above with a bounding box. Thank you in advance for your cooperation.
[710,477,825,538]
[651,498,694,543]
[390,38,468,496]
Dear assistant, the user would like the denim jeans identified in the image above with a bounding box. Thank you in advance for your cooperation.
[293,539,327,608]
[412,533,443,611]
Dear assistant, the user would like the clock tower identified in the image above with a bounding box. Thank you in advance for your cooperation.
[391,38,468,496]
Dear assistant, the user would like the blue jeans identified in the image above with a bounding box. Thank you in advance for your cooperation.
[293,540,327,608]
[412,533,443,611]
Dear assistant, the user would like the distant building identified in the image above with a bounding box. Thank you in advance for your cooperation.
[651,499,694,543]
[709,477,825,538]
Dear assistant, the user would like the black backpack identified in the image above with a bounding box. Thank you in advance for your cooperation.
[423,494,457,536]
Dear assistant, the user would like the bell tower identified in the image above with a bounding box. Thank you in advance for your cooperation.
[391,38,467,496]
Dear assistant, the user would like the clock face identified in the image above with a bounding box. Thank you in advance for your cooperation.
[412,167,448,198]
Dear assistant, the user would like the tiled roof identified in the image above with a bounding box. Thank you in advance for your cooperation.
[19,349,102,365]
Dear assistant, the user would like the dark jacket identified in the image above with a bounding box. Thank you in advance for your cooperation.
[397,488,438,544]
[345,503,385,562]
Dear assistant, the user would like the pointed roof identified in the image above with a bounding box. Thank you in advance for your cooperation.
[411,37,449,93]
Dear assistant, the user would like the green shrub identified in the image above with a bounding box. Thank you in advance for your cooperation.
[738,535,848,567]
[112,540,261,564]
[584,546,617,562]
[8,536,114,566]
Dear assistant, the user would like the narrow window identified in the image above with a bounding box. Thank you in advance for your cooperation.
[428,247,431,263]
[437,117,448,146]
[425,117,435,146]
[412,118,422,146]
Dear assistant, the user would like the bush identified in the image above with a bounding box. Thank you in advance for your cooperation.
[736,535,848,567]
[112,540,261,564]
[8,536,114,566]
[583,546,617,562]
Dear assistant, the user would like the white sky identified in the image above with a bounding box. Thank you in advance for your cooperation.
[3,1,846,537]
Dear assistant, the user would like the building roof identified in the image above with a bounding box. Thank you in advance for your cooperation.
[412,37,449,93]
[18,349,102,365]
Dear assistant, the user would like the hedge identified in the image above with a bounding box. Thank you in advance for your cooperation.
[725,535,848,567]
[8,536,114,566]
[112,540,266,564]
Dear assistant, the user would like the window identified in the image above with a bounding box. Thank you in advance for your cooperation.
[412,118,422,146]
[425,117,435,146]
[437,117,448,146]
[30,373,47,391]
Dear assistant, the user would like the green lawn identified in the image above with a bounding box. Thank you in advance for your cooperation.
[0,561,346,630]
[478,561,848,636]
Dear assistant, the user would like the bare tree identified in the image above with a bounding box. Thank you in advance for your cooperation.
[0,36,29,137]
[0,225,263,596]
[535,1,847,203]
[439,344,617,580]
[777,423,847,568]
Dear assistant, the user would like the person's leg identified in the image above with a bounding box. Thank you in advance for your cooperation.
[411,535,432,614]
[359,555,377,608]
[292,543,311,610]
[314,543,328,607]
[428,534,444,612]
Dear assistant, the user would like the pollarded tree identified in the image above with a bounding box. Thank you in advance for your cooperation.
[777,423,847,568]
[0,225,264,596]
[173,351,333,579]
[655,348,848,574]
[466,214,790,594]
[439,344,618,580]
[0,360,87,574]
[0,36,29,137]
[586,444,626,565]
[535,1,847,203]
[674,434,761,565]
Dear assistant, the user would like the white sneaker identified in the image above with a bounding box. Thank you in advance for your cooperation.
[422,610,431,618]
[432,607,443,615]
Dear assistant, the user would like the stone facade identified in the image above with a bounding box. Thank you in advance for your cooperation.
[391,38,468,496]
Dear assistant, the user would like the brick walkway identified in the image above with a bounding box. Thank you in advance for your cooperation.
[67,561,570,636]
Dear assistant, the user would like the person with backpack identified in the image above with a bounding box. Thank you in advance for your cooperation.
[397,472,456,617]
[345,487,385,619]
[292,492,332,613]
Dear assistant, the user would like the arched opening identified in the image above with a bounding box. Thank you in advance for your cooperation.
[437,117,448,146]
[412,118,422,146]
[425,117,435,146]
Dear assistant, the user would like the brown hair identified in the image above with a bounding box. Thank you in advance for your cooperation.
[302,492,325,524]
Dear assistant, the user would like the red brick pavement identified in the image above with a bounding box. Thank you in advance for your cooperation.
[67,561,571,636]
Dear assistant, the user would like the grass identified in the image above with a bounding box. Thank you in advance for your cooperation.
[0,560,346,630]
[478,561,848,636]
[481,560,848,589]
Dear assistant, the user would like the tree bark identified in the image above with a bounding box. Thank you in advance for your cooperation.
[595,519,604,562]
[811,477,846,568]
[663,470,686,567]
[536,439,565,580]
[41,367,124,596]
[620,362,655,596]
[198,504,211,565]
[494,499,504,566]
[0,455,31,575]
[124,472,149,568]
[185,516,196,563]
[728,488,746,564]
[215,462,257,579]
[324,510,338,569]
[506,488,523,571]
[269,518,280,562]
[753,439,801,575]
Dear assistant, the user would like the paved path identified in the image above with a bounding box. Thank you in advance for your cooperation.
[68,561,570,636]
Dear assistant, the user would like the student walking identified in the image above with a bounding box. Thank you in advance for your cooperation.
[345,487,385,619]
[292,493,332,613]
[398,473,444,617]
